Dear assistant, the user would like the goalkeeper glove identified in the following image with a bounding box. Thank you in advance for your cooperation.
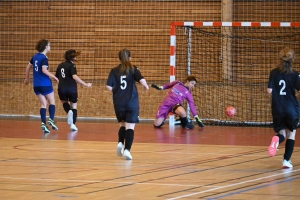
[195,116,204,127]
[151,84,163,90]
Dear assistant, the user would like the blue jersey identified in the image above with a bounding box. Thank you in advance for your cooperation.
[30,53,52,87]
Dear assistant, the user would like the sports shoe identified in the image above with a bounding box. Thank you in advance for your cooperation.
[67,110,73,125]
[70,123,78,131]
[268,136,279,156]
[41,122,50,134]
[48,118,58,130]
[184,123,194,129]
[282,159,293,169]
[123,149,132,160]
[116,142,124,157]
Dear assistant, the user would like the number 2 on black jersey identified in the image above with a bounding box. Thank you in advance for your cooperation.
[279,80,286,95]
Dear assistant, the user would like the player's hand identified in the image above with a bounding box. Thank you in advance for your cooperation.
[86,83,92,88]
[52,76,59,83]
[151,84,163,90]
[24,78,29,85]
[195,116,204,127]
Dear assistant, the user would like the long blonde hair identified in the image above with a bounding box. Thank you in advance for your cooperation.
[277,47,295,74]
[118,48,133,75]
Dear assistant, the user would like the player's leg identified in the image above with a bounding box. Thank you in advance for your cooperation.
[117,121,126,157]
[282,129,295,168]
[153,104,169,128]
[123,122,135,160]
[69,102,78,131]
[123,110,138,160]
[154,118,165,128]
[36,90,50,133]
[115,110,126,157]
[44,88,58,130]
[69,92,78,129]
[173,104,194,129]
[268,116,285,156]
[282,115,298,168]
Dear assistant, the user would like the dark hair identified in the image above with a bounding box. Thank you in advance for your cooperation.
[186,75,197,83]
[278,47,295,74]
[65,49,81,61]
[35,39,49,52]
[118,48,133,75]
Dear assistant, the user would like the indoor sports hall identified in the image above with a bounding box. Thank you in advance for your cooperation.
[1,1,300,199]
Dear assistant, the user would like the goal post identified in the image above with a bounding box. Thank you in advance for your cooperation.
[170,21,300,127]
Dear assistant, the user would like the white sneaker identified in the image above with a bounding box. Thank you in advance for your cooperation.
[282,159,293,169]
[123,149,132,160]
[68,110,73,125]
[116,142,124,157]
[70,123,78,131]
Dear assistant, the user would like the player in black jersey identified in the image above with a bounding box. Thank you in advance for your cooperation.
[267,47,300,168]
[55,50,92,131]
[106,48,149,160]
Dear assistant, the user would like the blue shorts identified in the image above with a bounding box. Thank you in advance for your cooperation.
[34,86,54,96]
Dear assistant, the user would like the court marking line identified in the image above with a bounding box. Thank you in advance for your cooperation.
[205,173,300,199]
[167,168,300,200]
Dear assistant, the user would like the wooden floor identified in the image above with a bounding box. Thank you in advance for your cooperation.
[0,117,300,200]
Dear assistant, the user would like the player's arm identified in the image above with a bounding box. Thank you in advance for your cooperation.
[133,66,149,90]
[151,84,163,90]
[139,79,149,90]
[72,75,92,87]
[267,88,272,94]
[106,85,113,92]
[267,71,273,94]
[24,62,32,85]
[295,74,300,91]
[186,93,204,127]
[151,80,180,90]
[42,66,59,82]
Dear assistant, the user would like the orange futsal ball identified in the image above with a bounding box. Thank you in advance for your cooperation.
[226,106,236,117]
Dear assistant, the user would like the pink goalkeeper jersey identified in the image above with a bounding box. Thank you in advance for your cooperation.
[159,80,198,116]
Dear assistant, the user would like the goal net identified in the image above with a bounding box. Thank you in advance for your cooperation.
[170,22,300,126]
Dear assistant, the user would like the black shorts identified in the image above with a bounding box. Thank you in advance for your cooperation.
[273,115,299,132]
[34,86,54,95]
[58,90,78,103]
[115,109,139,123]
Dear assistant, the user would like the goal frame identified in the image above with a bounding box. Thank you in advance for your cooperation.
[169,21,300,127]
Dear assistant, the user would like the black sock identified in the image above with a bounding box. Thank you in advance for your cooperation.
[49,104,55,120]
[72,109,77,124]
[63,102,70,113]
[180,117,187,128]
[284,139,295,161]
[40,108,46,124]
[118,126,126,144]
[125,129,134,151]
[276,133,285,144]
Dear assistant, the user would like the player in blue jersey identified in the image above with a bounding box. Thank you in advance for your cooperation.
[267,47,300,168]
[106,48,149,160]
[24,39,59,134]
[55,50,92,131]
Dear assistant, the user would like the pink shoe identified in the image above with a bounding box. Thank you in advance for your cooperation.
[268,136,279,157]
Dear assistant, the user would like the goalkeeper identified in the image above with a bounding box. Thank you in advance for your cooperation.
[152,75,204,129]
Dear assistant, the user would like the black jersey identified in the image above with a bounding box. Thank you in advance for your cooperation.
[56,61,77,92]
[268,68,300,117]
[106,65,144,111]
